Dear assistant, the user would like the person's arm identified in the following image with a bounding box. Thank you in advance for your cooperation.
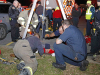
[56,28,71,44]
[45,29,60,38]
[94,10,100,20]
[90,7,95,19]
[37,40,44,56]
[49,32,55,37]
[56,38,63,44]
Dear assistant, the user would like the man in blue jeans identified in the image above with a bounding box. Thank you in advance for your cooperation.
[53,20,89,71]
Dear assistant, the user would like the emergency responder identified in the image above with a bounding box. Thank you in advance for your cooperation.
[72,3,81,27]
[18,3,24,12]
[8,0,20,42]
[52,20,89,71]
[17,9,38,38]
[85,1,95,36]
[88,0,100,56]
[46,8,55,21]
[13,33,44,75]
[35,1,46,38]
[53,6,62,32]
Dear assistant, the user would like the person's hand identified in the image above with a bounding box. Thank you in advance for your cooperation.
[45,34,50,38]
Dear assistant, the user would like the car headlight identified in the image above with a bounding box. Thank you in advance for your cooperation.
[17,17,25,26]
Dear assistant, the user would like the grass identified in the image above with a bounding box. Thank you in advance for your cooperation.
[0,46,100,75]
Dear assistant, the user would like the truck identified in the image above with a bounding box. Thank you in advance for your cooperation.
[0,0,12,40]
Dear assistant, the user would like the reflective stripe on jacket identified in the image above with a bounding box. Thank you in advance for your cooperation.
[86,5,94,20]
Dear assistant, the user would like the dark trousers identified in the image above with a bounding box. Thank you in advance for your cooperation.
[10,19,19,41]
[36,22,46,38]
[53,18,62,32]
[53,43,86,66]
[86,20,92,36]
[72,17,79,27]
[91,33,100,53]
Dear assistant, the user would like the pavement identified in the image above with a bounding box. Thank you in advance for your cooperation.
[0,16,100,64]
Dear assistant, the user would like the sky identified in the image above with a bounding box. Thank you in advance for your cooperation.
[7,0,87,6]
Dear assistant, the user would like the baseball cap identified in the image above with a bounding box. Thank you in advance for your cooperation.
[87,1,91,4]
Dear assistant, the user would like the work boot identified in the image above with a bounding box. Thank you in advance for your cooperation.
[19,69,28,75]
[80,60,89,71]
[52,62,66,70]
[17,61,25,71]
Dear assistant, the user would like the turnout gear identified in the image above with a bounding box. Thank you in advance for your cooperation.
[19,66,33,75]
[17,61,25,71]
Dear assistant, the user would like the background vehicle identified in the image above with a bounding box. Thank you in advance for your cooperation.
[0,0,12,40]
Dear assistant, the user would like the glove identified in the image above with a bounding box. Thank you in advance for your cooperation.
[45,34,50,38]
[90,19,94,24]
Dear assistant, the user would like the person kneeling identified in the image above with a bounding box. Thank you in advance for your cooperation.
[13,33,44,75]
[52,20,89,71]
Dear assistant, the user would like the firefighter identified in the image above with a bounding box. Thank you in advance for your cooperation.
[13,33,44,75]
[72,3,81,27]
[52,20,89,71]
[35,1,46,38]
[88,0,100,56]
[8,0,20,42]
[85,1,95,36]
[17,9,38,38]
[53,6,62,32]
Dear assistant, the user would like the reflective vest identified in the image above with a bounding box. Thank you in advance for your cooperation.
[86,5,94,20]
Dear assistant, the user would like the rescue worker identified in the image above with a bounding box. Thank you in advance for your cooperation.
[85,1,95,36]
[8,0,20,42]
[72,3,81,27]
[52,20,89,71]
[17,9,38,38]
[13,33,44,75]
[53,6,62,32]
[35,1,46,38]
[18,3,24,12]
[88,0,100,56]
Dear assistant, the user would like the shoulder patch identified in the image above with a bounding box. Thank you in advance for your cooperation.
[12,7,15,9]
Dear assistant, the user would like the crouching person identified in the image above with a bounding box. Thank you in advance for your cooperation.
[53,20,89,71]
[13,33,44,75]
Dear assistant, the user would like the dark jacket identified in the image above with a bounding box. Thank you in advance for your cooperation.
[8,5,19,19]
[27,36,44,56]
[72,7,81,17]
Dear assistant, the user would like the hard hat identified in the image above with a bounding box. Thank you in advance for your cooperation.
[87,1,91,4]
[55,6,59,11]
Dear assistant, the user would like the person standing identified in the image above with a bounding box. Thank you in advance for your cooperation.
[52,20,89,71]
[8,0,20,42]
[72,3,81,27]
[53,6,62,32]
[35,1,46,38]
[18,3,24,12]
[85,1,95,36]
[88,0,100,56]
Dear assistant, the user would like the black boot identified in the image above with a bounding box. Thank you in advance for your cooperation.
[19,69,28,75]
[80,60,89,71]
[17,61,25,71]
[52,62,66,70]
